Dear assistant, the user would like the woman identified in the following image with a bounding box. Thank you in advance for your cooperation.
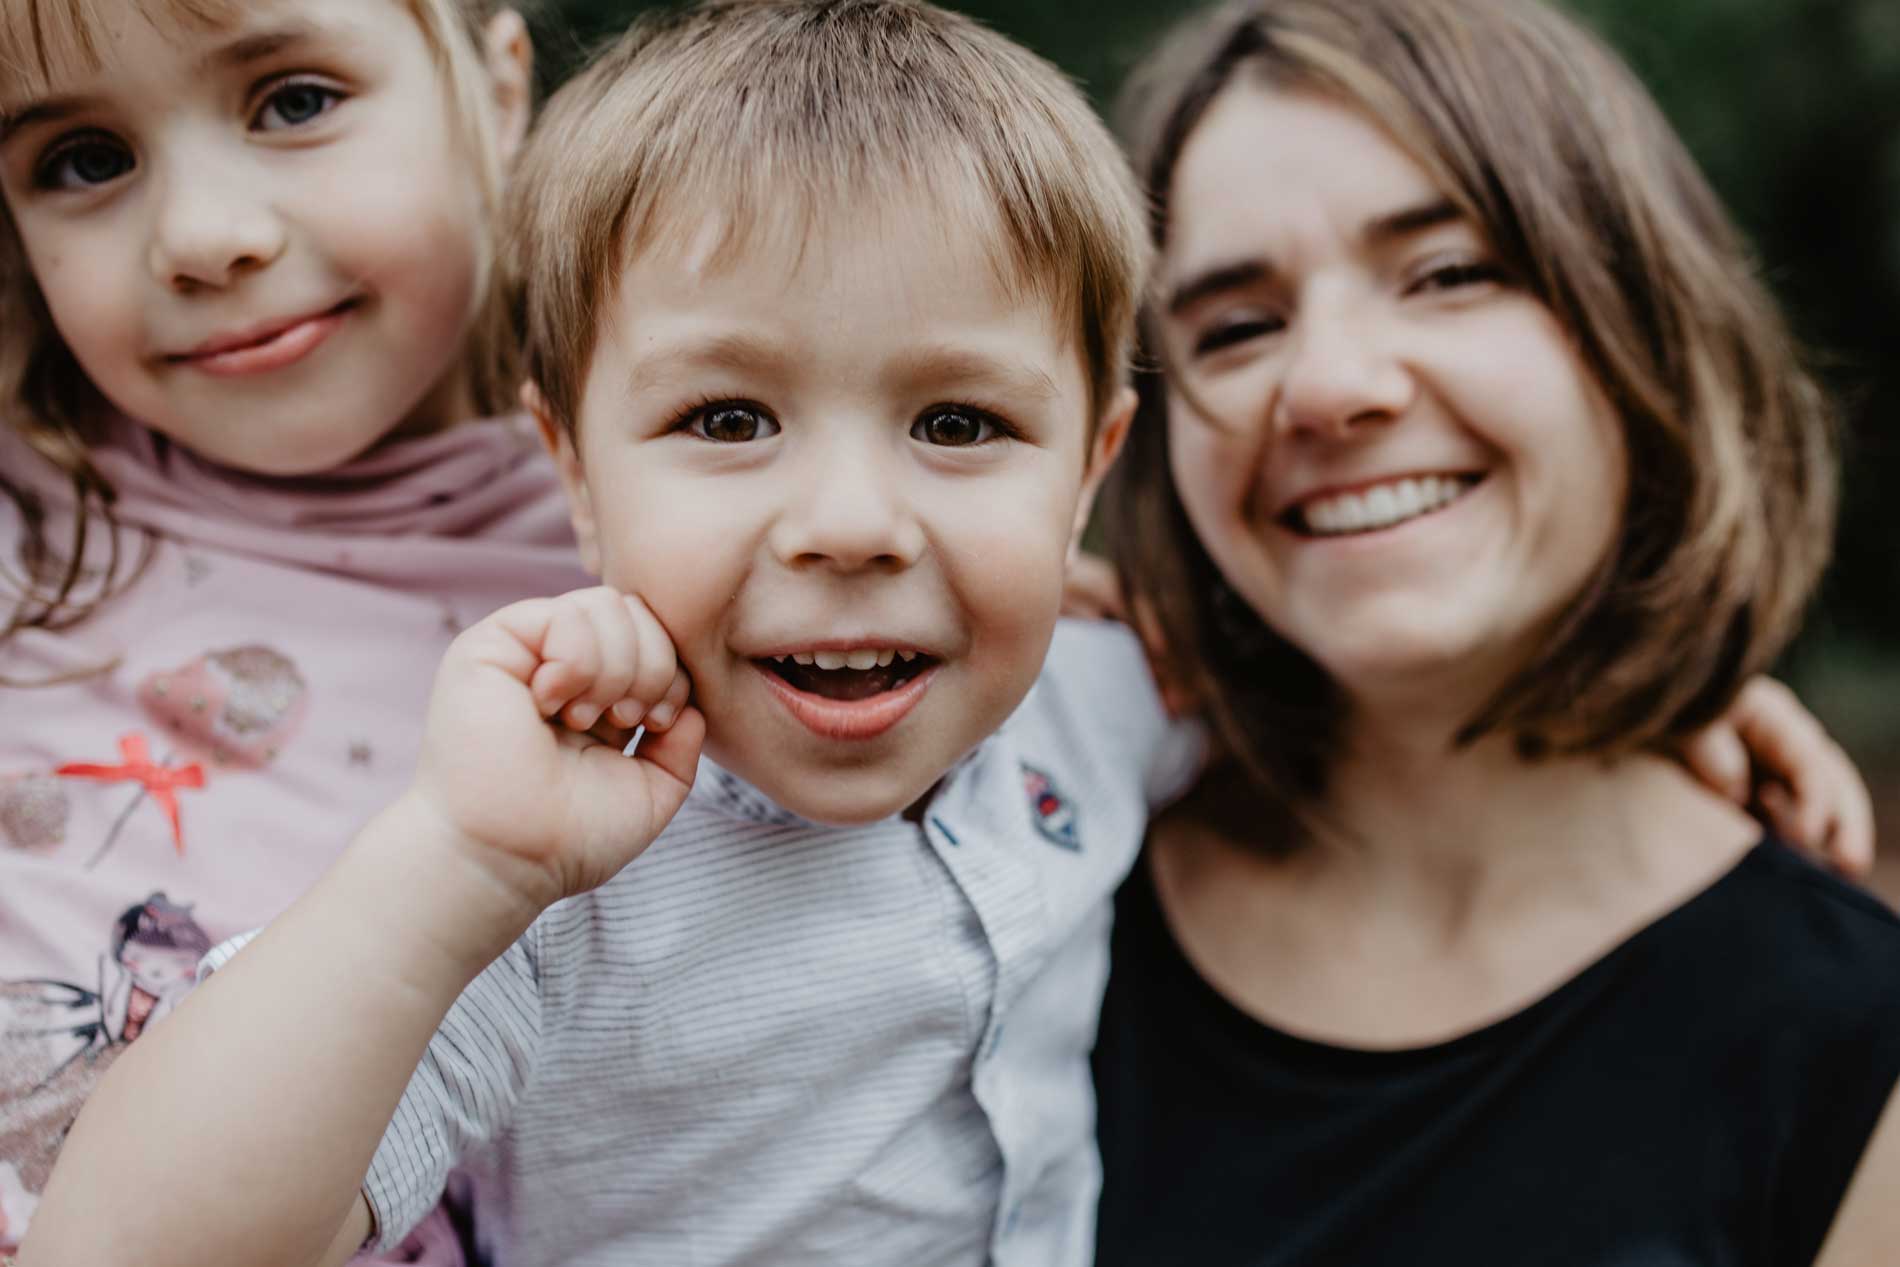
[1090,1,1900,1262]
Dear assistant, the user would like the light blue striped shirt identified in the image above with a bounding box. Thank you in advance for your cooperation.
[222,619,1198,1266]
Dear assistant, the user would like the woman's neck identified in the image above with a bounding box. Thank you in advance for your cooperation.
[1152,704,1762,1048]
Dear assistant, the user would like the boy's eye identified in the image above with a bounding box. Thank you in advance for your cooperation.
[688,404,780,443]
[253,82,344,132]
[912,407,1001,447]
[36,134,135,190]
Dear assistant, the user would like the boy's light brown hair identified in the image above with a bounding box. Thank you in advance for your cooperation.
[510,0,1151,438]
[1103,0,1839,840]
[0,0,525,654]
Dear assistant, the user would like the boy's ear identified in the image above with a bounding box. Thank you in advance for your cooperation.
[522,381,602,576]
[1069,385,1137,556]
[482,10,535,165]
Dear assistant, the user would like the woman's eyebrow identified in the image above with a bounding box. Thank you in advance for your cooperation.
[1166,258,1273,317]
[1361,198,1461,247]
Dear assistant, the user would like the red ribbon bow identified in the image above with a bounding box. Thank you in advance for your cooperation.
[58,733,207,855]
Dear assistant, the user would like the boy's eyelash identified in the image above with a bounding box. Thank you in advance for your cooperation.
[921,402,1026,443]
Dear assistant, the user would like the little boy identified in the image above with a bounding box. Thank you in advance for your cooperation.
[19,3,1192,1264]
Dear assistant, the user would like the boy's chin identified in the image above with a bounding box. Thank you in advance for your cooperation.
[704,742,940,826]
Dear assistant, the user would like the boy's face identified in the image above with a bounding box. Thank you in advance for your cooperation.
[543,195,1131,824]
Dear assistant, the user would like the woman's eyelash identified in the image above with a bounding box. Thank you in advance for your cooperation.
[1193,316,1284,357]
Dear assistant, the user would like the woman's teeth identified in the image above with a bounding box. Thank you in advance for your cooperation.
[1298,474,1476,537]
[773,649,919,670]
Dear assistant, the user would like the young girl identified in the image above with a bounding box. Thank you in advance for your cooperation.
[0,0,587,1256]
[1092,0,1900,1261]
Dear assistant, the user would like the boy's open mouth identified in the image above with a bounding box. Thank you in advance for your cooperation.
[758,650,937,701]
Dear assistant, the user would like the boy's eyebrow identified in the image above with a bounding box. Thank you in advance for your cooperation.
[623,330,796,392]
[888,346,1064,406]
[1164,198,1466,317]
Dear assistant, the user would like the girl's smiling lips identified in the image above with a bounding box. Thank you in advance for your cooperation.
[166,299,358,378]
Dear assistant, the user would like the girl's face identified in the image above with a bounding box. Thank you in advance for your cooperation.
[1156,85,1628,717]
[0,0,518,475]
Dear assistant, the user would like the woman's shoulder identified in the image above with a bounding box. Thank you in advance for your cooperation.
[1653,838,1900,1037]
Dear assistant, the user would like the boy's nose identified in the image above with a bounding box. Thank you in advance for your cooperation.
[147,171,288,293]
[768,441,926,572]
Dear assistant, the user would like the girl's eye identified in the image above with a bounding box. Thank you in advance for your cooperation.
[688,404,780,443]
[253,82,344,132]
[36,135,135,190]
[1192,315,1284,358]
[912,407,1002,447]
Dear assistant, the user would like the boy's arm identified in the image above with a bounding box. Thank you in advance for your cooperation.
[19,588,702,1267]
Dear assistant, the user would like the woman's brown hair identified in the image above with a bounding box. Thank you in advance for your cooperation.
[1102,0,1839,840]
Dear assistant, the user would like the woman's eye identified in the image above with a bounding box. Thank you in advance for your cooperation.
[254,82,344,131]
[912,408,1000,447]
[689,404,780,443]
[1192,316,1283,358]
[36,135,135,190]
[1412,260,1506,294]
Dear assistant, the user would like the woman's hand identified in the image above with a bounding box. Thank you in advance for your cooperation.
[1681,676,1874,877]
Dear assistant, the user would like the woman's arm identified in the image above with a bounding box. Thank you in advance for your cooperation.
[1813,1084,1900,1266]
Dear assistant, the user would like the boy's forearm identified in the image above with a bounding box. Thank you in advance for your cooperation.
[19,795,545,1267]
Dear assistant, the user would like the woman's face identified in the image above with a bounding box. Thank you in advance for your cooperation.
[1156,85,1628,715]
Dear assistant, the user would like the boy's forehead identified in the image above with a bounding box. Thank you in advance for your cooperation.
[596,189,1088,410]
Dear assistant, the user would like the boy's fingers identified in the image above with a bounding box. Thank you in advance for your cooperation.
[1679,722,1752,806]
[622,593,680,715]
[539,602,604,724]
[568,589,642,725]
[644,669,693,732]
[629,705,706,808]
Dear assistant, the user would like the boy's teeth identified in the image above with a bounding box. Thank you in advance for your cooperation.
[774,647,918,670]
[1302,475,1469,536]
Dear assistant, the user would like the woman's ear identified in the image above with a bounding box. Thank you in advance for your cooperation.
[482,10,535,164]
[522,381,601,576]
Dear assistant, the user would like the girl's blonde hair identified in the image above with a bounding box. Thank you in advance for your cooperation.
[0,0,527,650]
[1104,0,1839,842]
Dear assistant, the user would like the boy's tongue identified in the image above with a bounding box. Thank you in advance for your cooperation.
[770,660,917,701]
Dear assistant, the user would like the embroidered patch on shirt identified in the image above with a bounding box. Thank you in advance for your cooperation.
[1022,763,1079,851]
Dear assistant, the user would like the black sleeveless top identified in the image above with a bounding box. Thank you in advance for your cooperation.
[1093,839,1900,1266]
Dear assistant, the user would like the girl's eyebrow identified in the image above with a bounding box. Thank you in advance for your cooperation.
[0,22,331,144]
[199,22,325,75]
[0,97,90,145]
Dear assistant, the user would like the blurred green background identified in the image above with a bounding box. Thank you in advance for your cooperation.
[537,0,1900,891]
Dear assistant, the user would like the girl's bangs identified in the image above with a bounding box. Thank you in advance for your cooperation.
[0,0,241,107]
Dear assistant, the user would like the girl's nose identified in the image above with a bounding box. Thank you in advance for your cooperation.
[146,168,288,293]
